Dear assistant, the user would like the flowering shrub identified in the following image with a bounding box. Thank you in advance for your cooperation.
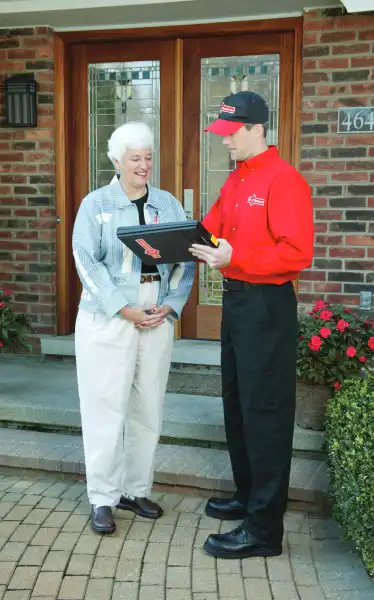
[0,289,33,353]
[297,300,374,390]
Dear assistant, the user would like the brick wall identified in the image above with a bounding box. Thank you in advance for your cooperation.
[1,15,373,345]
[0,27,56,339]
[299,10,374,311]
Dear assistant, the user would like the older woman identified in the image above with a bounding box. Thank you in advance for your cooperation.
[73,122,194,534]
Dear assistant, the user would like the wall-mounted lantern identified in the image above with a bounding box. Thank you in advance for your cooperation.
[4,74,37,127]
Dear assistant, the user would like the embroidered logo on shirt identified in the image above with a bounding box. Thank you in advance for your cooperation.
[247,194,265,207]
[135,238,161,259]
[219,102,235,114]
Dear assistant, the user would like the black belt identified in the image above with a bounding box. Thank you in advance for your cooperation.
[140,274,161,284]
[222,278,289,291]
[222,278,257,291]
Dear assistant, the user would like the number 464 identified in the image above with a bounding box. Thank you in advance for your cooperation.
[342,110,374,131]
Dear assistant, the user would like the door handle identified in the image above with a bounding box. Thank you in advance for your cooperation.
[183,189,194,219]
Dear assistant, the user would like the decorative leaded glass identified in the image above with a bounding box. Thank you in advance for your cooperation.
[199,54,280,305]
[88,61,160,191]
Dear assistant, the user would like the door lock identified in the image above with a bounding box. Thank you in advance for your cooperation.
[183,189,194,220]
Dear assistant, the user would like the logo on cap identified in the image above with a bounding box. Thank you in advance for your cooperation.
[135,239,161,259]
[219,102,235,115]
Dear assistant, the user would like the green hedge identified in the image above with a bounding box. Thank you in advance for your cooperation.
[326,374,374,577]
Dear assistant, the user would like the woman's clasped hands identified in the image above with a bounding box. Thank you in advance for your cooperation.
[120,305,173,329]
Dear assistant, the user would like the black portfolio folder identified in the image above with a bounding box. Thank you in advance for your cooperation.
[117,220,219,265]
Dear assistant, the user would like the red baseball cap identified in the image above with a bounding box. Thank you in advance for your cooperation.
[204,91,269,137]
[204,120,244,136]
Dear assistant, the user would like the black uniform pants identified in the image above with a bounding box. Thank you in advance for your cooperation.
[221,280,297,545]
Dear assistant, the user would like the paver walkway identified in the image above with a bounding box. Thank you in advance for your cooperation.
[0,470,373,600]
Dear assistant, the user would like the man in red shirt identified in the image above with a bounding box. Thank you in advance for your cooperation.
[190,91,313,559]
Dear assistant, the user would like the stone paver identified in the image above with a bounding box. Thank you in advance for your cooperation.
[0,471,373,600]
[8,566,39,590]
[58,575,88,599]
[32,571,64,597]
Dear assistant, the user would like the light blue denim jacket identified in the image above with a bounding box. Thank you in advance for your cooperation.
[72,182,195,319]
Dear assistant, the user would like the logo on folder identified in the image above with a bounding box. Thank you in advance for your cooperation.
[135,239,161,259]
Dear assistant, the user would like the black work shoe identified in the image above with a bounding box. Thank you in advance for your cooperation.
[205,496,247,520]
[204,526,282,559]
[117,495,163,520]
[91,505,116,534]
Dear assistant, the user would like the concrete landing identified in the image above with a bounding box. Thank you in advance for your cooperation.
[0,357,326,453]
[39,336,221,366]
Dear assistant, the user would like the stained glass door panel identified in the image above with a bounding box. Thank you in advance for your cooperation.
[182,33,296,340]
[200,54,280,306]
[88,61,160,190]
[70,40,177,321]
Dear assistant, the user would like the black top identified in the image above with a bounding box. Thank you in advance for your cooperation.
[131,187,158,274]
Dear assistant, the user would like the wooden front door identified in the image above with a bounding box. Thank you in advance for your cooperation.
[68,39,181,315]
[181,33,299,340]
[56,22,301,338]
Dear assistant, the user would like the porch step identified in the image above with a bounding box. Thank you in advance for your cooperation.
[0,428,329,510]
[0,357,326,454]
[39,335,221,366]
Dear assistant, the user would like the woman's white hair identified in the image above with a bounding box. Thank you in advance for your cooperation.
[107,121,154,164]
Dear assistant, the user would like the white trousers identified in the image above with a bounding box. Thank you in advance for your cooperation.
[75,282,174,507]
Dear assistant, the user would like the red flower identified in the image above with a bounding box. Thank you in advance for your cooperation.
[308,343,320,352]
[344,308,351,313]
[308,335,323,352]
[299,335,304,340]
[346,346,357,358]
[0,302,5,308]
[359,356,367,363]
[0,342,3,348]
[314,300,326,310]
[337,319,350,332]
[334,381,341,391]
[320,327,331,339]
[368,337,374,350]
[3,288,11,295]
[320,310,333,321]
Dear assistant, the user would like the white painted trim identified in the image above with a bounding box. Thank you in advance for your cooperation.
[0,0,194,14]
[53,11,302,32]
[342,0,374,11]
[303,3,338,8]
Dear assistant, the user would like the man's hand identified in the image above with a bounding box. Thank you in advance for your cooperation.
[189,238,233,269]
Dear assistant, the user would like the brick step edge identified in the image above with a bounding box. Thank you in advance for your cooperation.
[0,428,329,507]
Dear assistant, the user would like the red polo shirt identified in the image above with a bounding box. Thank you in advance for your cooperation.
[202,146,314,285]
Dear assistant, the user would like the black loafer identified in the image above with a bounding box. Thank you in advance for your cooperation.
[204,526,282,559]
[91,505,116,534]
[205,496,247,520]
[117,495,163,520]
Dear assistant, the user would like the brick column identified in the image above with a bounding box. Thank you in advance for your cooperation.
[299,10,374,311]
[0,27,56,341]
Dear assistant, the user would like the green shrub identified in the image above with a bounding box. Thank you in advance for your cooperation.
[0,288,33,353]
[326,374,374,576]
